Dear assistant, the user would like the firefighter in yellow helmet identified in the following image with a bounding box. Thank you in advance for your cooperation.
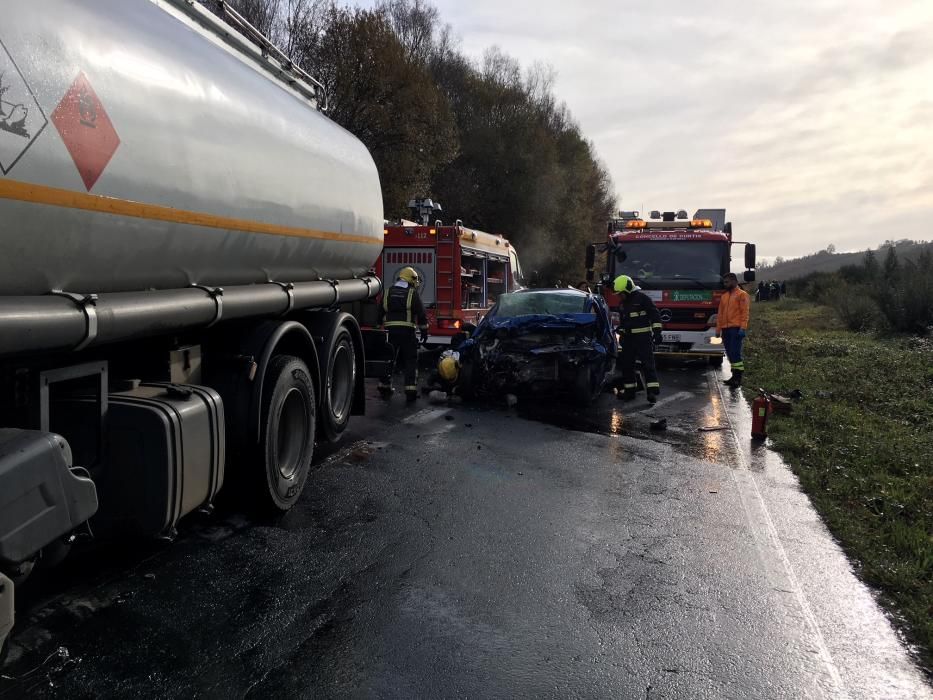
[378,266,429,401]
[614,274,662,403]
[438,353,460,384]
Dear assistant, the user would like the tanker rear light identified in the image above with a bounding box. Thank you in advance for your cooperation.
[625,220,647,229]
[438,319,462,329]
[383,228,389,235]
[690,219,713,228]
[429,228,436,235]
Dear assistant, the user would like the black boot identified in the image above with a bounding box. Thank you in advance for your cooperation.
[729,370,743,387]
[646,391,658,404]
[618,389,636,401]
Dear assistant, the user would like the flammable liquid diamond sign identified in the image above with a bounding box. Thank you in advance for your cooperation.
[51,72,120,191]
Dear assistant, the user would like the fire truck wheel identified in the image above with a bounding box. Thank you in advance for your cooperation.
[258,355,315,514]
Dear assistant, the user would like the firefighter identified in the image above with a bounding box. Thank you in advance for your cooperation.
[378,266,429,401]
[715,272,750,387]
[614,274,662,403]
[423,350,461,396]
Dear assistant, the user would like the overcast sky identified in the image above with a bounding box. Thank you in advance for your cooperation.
[355,0,933,260]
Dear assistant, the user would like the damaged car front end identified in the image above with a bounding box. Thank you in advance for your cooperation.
[459,289,617,405]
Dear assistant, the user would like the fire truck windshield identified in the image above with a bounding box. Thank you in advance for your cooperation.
[611,241,726,289]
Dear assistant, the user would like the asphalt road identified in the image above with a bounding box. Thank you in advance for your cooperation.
[1,365,930,699]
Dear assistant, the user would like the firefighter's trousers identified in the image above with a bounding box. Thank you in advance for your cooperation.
[620,333,660,397]
[382,328,419,391]
[721,327,745,372]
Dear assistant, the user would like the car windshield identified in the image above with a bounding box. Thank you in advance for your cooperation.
[494,291,591,318]
[611,241,725,288]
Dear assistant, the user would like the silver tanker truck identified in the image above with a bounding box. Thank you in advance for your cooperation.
[0,0,387,653]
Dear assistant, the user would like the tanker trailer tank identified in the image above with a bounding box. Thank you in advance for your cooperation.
[0,0,387,650]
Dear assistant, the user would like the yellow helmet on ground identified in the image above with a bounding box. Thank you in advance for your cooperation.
[398,266,421,287]
[613,274,635,294]
[438,355,460,382]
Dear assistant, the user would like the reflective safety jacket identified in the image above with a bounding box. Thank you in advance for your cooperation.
[379,282,428,330]
[618,290,662,336]
[716,287,750,330]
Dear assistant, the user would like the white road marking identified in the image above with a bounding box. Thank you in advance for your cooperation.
[709,372,848,698]
[635,390,693,411]
[402,408,450,425]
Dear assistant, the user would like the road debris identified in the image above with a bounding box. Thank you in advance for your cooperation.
[698,425,727,432]
[428,390,448,404]
[649,418,667,431]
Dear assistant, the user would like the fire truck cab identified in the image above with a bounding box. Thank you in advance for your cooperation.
[586,209,756,362]
[377,199,524,345]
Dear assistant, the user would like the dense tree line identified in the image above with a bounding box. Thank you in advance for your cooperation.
[206,0,615,283]
[793,245,933,334]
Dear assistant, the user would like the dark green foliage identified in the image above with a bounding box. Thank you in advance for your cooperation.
[792,245,933,335]
[221,0,615,283]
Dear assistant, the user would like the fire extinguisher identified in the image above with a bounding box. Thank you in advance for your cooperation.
[751,389,773,440]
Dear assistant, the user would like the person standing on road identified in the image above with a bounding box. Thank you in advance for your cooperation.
[614,274,662,403]
[716,273,750,388]
[378,266,429,401]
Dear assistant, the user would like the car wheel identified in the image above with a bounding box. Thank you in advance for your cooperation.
[572,366,597,407]
[459,359,477,400]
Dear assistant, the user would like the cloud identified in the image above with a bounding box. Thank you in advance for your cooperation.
[349,0,933,259]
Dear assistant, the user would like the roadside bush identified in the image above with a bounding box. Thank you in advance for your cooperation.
[824,282,880,331]
[795,248,932,336]
[870,260,933,334]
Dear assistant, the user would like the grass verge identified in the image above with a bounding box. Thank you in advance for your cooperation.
[743,298,932,672]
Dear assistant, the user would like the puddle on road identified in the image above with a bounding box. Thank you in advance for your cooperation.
[510,368,739,465]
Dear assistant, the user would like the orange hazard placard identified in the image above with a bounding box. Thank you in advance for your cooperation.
[51,72,120,191]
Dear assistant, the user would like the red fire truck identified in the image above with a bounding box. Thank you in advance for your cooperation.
[586,209,756,363]
[376,199,524,345]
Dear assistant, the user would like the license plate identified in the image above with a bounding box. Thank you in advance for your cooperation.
[661,332,681,343]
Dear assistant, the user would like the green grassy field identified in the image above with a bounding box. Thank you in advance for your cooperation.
[743,299,933,671]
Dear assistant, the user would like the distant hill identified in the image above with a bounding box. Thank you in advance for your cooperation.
[759,240,932,281]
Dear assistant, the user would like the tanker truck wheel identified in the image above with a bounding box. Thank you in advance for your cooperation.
[258,355,316,513]
[320,326,356,442]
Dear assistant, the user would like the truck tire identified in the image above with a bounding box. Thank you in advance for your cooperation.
[258,355,316,513]
[320,326,356,442]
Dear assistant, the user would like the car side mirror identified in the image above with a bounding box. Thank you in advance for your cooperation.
[744,243,756,269]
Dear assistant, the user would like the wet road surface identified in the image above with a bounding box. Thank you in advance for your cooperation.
[1,365,930,698]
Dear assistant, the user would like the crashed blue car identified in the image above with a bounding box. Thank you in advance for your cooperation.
[459,288,618,405]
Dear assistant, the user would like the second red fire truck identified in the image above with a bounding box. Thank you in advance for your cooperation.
[586,209,756,364]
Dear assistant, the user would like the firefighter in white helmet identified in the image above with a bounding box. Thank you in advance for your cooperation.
[378,267,429,401]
